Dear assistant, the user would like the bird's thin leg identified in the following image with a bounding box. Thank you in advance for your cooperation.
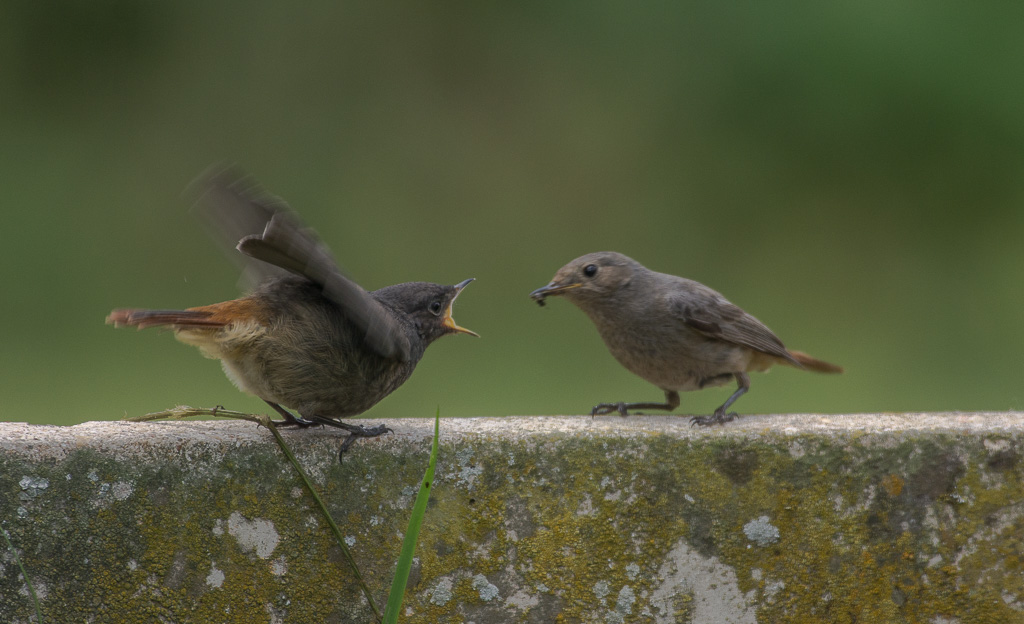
[265,401,316,428]
[691,373,750,427]
[305,415,393,462]
[592,390,680,416]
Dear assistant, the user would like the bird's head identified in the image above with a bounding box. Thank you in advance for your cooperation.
[384,278,479,345]
[529,252,639,307]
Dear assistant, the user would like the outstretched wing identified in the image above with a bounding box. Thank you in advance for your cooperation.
[668,280,799,366]
[191,166,412,362]
[190,165,297,288]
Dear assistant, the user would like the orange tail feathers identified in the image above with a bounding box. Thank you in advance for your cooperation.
[106,309,226,330]
[786,350,843,374]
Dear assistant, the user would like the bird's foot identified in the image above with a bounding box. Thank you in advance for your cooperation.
[591,402,630,417]
[270,415,317,428]
[334,422,394,462]
[264,402,318,428]
[689,408,738,428]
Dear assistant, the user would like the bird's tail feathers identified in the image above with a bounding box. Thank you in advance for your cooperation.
[106,309,226,330]
[785,350,843,373]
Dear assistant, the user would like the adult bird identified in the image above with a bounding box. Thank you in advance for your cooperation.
[531,251,840,425]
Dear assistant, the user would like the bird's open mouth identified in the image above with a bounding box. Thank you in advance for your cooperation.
[529,282,581,306]
[444,278,479,336]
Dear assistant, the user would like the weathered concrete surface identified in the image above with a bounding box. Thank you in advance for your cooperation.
[2,413,1023,623]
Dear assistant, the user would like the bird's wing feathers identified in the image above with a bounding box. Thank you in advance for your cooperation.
[669,281,798,365]
[192,166,412,362]
[190,166,296,287]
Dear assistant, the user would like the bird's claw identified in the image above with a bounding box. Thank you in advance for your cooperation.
[590,402,630,417]
[337,423,393,462]
[689,409,738,428]
[353,423,393,438]
[270,415,317,428]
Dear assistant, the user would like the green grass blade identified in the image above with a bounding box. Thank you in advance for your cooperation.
[382,408,440,623]
[2,525,42,623]
[263,421,383,621]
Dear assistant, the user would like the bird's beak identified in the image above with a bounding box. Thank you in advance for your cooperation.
[529,281,581,306]
[444,278,479,337]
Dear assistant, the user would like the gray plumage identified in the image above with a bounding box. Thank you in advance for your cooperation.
[530,251,841,425]
[192,166,415,362]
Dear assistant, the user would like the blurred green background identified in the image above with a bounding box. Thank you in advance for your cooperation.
[2,2,1021,425]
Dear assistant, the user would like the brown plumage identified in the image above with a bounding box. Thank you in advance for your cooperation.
[530,251,841,425]
[106,309,226,330]
[787,350,843,374]
[107,167,478,454]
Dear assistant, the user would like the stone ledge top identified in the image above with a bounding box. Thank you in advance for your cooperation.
[1,412,1022,461]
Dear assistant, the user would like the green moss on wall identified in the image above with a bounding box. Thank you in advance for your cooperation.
[2,425,1023,623]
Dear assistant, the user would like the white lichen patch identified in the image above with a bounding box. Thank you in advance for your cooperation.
[616,585,636,613]
[651,539,756,624]
[625,563,641,580]
[270,556,287,576]
[594,579,610,601]
[19,476,49,497]
[600,475,626,502]
[1003,589,1024,611]
[20,579,47,600]
[763,580,785,601]
[743,516,780,546]
[111,481,133,501]
[206,563,225,588]
[577,495,596,516]
[226,511,280,559]
[428,577,453,605]
[505,588,539,610]
[472,573,499,601]
[19,476,50,509]
[983,439,1010,453]
[455,447,483,489]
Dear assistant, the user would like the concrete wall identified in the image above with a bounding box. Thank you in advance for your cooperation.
[2,413,1023,623]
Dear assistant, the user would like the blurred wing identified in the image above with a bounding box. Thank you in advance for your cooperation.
[190,165,297,288]
[191,166,412,362]
[668,282,799,365]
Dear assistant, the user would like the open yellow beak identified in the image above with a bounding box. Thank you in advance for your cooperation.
[444,278,479,337]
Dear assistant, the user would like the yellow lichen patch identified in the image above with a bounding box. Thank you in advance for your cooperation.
[3,425,1024,623]
[881,473,904,497]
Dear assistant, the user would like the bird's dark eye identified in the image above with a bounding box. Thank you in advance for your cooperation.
[583,264,598,278]
[429,301,443,315]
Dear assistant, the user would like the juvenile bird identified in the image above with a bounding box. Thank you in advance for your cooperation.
[530,252,840,425]
[107,168,477,454]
